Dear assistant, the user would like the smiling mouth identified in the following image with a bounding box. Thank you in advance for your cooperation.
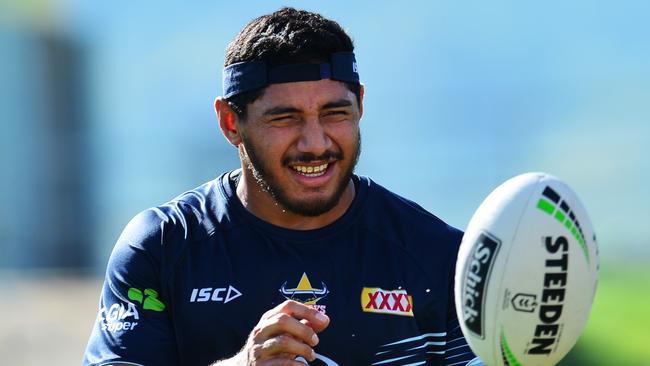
[289,163,330,177]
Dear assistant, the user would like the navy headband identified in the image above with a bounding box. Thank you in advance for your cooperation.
[222,52,360,98]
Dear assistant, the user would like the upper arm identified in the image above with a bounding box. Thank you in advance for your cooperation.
[83,210,180,366]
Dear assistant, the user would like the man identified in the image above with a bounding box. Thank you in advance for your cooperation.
[84,7,481,366]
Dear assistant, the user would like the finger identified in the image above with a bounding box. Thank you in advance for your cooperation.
[255,312,320,347]
[275,300,330,331]
[259,334,316,362]
[257,359,306,366]
[300,312,330,334]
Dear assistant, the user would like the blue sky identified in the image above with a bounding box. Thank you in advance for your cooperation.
[3,0,649,267]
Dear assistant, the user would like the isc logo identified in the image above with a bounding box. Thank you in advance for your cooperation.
[190,285,242,304]
[361,287,414,317]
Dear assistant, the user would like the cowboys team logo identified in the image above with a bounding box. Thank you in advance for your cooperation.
[279,272,329,314]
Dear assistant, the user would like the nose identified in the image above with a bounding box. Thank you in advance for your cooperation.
[296,116,332,157]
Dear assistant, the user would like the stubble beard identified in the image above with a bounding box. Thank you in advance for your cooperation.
[239,131,361,217]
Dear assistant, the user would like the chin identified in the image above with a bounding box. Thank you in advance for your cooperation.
[281,193,343,217]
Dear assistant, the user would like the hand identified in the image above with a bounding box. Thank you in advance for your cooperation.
[236,300,330,365]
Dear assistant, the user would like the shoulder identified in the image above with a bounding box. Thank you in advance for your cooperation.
[359,176,462,242]
[118,179,219,244]
[357,176,464,270]
[110,175,237,272]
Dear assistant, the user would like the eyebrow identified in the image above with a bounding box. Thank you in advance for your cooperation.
[322,99,353,109]
[262,99,353,117]
[262,106,301,116]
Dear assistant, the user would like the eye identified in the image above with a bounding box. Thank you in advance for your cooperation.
[267,115,300,127]
[324,110,349,118]
[269,115,296,123]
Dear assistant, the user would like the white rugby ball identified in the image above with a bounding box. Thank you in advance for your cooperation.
[455,172,598,366]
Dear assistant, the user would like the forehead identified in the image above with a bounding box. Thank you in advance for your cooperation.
[250,79,356,112]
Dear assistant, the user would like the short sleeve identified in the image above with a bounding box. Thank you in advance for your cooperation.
[83,210,179,366]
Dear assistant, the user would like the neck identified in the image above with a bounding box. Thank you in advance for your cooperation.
[235,170,355,230]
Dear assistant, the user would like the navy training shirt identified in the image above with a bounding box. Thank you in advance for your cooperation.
[83,170,480,366]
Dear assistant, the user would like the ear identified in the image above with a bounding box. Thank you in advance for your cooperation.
[215,97,242,146]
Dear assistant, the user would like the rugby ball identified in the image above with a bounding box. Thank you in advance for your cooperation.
[455,172,598,366]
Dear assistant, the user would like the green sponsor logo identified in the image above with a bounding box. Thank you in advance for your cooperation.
[500,330,523,366]
[128,288,166,312]
[536,186,590,263]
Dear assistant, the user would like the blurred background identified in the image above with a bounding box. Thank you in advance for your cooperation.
[1,0,648,364]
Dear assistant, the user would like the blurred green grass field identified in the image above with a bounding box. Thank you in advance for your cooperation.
[559,263,650,365]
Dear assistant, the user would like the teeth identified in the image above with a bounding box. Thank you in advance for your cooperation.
[291,163,329,176]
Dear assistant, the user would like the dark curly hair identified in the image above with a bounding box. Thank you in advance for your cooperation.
[224,7,360,121]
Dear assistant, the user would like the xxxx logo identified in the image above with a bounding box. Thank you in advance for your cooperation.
[361,287,414,317]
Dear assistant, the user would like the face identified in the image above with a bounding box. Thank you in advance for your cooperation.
[237,79,362,217]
